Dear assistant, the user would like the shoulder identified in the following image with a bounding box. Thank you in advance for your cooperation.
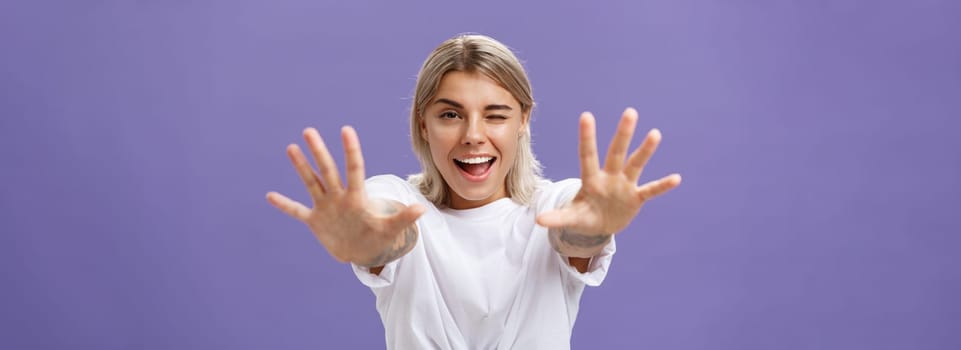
[365,174,424,205]
[365,174,412,187]
[533,178,582,210]
[535,177,581,197]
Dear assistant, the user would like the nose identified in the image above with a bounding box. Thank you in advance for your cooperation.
[461,116,486,145]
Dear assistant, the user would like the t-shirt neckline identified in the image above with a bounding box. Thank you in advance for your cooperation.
[443,197,517,220]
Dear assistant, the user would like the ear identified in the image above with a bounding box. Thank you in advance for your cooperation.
[519,111,530,136]
[419,115,429,141]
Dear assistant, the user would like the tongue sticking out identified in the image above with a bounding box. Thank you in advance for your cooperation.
[457,159,494,176]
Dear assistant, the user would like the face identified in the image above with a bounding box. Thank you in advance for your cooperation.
[420,71,528,209]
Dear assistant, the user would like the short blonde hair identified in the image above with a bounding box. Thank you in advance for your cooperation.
[408,34,543,207]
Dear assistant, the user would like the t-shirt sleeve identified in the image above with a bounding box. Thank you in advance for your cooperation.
[349,175,418,289]
[558,238,615,287]
[539,178,617,287]
[352,259,401,289]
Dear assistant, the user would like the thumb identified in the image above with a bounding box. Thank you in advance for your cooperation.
[392,203,426,227]
[536,209,575,229]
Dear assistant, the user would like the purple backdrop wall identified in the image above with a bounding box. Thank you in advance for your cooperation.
[2,0,959,349]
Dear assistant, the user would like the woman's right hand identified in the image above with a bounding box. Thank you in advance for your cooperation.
[266,126,425,267]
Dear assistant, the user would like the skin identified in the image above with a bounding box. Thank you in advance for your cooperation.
[266,71,681,274]
[538,109,683,263]
[265,126,424,270]
[419,71,527,210]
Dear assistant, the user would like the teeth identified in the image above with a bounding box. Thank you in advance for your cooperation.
[457,156,493,164]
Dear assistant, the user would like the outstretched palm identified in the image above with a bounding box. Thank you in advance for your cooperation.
[266,127,424,266]
[537,108,681,237]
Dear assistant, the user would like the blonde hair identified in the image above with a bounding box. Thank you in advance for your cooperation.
[408,34,543,207]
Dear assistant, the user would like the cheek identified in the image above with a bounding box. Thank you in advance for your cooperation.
[428,141,446,162]
[505,142,520,165]
[426,130,453,164]
[494,132,521,167]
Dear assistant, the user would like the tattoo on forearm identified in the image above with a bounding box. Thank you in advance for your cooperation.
[560,230,611,248]
[549,228,611,257]
[361,224,418,268]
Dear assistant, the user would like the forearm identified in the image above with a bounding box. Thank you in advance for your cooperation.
[548,228,611,259]
[356,223,418,268]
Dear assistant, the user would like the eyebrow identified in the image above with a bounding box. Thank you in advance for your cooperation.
[434,98,513,111]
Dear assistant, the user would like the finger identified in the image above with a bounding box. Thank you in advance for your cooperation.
[536,209,577,229]
[265,191,311,221]
[578,112,600,178]
[603,107,638,173]
[342,126,366,196]
[636,173,682,202]
[304,127,343,193]
[286,144,326,201]
[624,128,662,182]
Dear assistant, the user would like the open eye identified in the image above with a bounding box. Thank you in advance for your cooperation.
[439,111,460,119]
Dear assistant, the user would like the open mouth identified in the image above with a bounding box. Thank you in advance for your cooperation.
[454,156,496,179]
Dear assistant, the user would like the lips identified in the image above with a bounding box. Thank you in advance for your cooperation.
[454,156,496,181]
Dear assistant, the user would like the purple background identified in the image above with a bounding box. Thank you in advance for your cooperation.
[2,0,959,349]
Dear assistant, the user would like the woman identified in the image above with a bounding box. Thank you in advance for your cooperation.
[266,34,681,349]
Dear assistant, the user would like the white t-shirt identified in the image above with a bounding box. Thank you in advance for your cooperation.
[351,175,616,350]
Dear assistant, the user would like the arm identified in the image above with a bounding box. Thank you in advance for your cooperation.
[364,199,420,275]
[266,126,425,272]
[549,227,611,258]
[549,228,608,273]
[548,195,611,273]
[537,108,681,273]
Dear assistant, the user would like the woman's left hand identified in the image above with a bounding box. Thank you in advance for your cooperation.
[536,107,681,257]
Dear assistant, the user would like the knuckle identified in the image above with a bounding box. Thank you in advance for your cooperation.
[347,161,364,171]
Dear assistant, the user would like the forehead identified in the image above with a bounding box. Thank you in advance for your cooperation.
[432,71,520,108]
